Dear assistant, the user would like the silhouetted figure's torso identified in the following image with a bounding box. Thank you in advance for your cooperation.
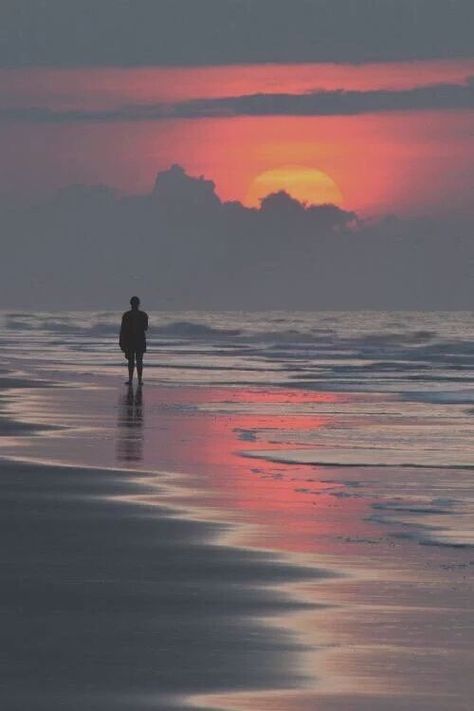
[120,309,148,355]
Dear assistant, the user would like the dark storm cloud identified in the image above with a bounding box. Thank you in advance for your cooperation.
[1,165,473,310]
[2,79,474,123]
[0,0,473,67]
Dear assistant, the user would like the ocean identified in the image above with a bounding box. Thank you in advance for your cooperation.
[3,309,474,544]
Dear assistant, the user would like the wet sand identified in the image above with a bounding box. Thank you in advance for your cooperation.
[1,375,473,709]
[0,455,328,710]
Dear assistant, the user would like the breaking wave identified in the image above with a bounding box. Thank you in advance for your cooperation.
[2,309,474,398]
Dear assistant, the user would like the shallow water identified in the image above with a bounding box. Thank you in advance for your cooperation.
[2,309,474,546]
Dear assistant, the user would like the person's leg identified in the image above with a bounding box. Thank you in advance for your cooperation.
[136,353,143,385]
[127,353,135,384]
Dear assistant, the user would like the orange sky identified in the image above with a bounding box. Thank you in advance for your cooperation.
[1,60,473,216]
[3,111,473,216]
[2,59,473,108]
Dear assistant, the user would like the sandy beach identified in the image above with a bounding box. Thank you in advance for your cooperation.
[1,456,328,710]
[1,311,473,710]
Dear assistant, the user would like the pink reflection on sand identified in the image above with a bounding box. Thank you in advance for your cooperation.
[4,381,473,708]
[115,385,375,555]
[0,382,380,556]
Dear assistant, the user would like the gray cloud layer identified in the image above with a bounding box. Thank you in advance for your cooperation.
[2,80,474,123]
[1,0,473,67]
[1,166,472,310]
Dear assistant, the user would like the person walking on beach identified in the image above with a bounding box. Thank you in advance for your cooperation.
[119,296,148,385]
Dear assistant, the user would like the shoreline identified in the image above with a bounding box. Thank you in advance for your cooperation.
[1,362,473,709]
[0,454,325,710]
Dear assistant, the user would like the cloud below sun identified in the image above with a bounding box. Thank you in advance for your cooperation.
[2,163,472,311]
[246,167,343,208]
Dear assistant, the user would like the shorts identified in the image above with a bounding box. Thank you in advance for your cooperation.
[124,350,144,361]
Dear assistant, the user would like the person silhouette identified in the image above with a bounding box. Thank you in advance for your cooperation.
[119,296,149,385]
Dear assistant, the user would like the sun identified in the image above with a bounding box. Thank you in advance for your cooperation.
[246,165,343,207]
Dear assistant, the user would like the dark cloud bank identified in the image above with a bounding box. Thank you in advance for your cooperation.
[1,165,472,310]
[1,0,473,67]
[3,80,474,123]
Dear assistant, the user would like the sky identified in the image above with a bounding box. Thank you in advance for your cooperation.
[1,0,474,309]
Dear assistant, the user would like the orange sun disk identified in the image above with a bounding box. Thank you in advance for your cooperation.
[246,165,344,208]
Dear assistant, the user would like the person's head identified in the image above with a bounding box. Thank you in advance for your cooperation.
[130,296,140,309]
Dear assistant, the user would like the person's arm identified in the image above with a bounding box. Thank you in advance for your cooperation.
[119,314,127,350]
[144,313,149,332]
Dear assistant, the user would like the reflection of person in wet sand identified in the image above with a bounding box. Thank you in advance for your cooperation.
[119,296,148,385]
[116,385,144,463]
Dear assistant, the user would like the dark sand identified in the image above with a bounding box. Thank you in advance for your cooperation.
[0,455,330,710]
[1,375,473,710]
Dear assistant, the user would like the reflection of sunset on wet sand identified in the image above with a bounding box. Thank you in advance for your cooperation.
[3,359,473,709]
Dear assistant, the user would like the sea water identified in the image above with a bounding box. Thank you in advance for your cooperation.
[1,309,474,548]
